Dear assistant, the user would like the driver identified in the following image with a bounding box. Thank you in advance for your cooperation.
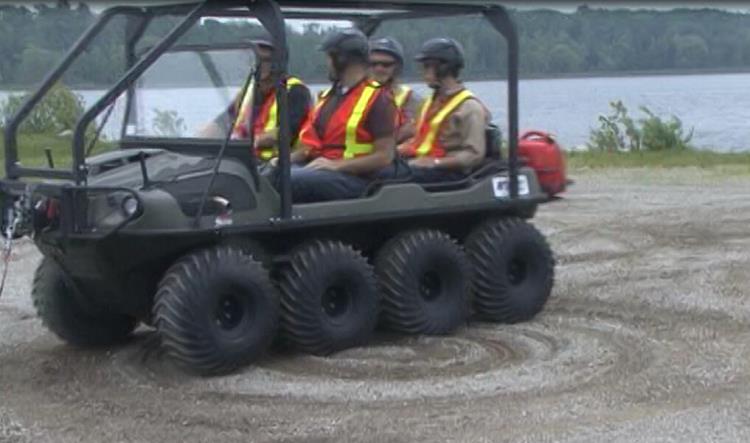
[200,36,312,164]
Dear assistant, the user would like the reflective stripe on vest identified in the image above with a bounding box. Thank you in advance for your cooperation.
[344,83,378,158]
[299,80,381,160]
[394,85,412,110]
[262,76,304,133]
[231,76,306,160]
[414,89,474,157]
[258,76,305,160]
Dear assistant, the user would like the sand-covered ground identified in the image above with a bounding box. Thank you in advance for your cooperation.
[2,168,750,442]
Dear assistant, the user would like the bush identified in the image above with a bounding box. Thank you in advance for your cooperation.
[639,107,693,151]
[0,83,85,134]
[151,109,186,137]
[587,100,693,152]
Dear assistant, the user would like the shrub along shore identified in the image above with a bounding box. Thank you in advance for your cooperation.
[2,86,748,175]
[1,134,749,175]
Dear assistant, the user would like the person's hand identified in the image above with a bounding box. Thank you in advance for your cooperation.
[396,142,411,156]
[254,131,276,149]
[196,122,223,138]
[304,157,341,171]
[408,156,438,168]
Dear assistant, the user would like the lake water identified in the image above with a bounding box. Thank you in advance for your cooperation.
[2,72,749,152]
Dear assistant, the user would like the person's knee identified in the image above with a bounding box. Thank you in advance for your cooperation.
[290,168,368,203]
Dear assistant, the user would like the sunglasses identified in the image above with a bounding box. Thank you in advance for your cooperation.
[420,60,442,70]
[369,60,397,68]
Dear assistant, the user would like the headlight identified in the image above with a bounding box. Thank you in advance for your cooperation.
[121,196,140,217]
[81,190,142,234]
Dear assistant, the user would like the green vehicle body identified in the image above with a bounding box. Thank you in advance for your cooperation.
[0,0,555,375]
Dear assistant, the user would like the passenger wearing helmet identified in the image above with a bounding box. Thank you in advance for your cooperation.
[398,38,488,183]
[200,36,312,164]
[290,28,397,203]
[369,37,421,143]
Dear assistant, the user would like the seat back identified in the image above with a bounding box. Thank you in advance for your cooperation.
[485,123,503,160]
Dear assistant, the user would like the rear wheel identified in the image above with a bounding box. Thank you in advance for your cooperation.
[153,246,279,376]
[32,257,137,347]
[279,240,378,355]
[466,218,554,323]
[376,229,471,335]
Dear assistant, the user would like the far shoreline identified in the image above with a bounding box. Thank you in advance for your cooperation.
[1,67,750,91]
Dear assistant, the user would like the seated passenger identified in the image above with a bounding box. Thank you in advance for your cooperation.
[398,38,489,183]
[200,36,312,165]
[289,29,396,203]
[369,37,422,144]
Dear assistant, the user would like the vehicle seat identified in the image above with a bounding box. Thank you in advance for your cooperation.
[364,124,508,196]
[420,124,507,192]
[485,123,503,162]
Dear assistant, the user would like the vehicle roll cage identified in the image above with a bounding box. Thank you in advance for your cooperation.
[2,0,521,220]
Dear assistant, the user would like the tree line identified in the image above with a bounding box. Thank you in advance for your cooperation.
[1,2,750,88]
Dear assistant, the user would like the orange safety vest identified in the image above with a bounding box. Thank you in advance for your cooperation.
[404,89,474,158]
[232,76,306,160]
[298,79,383,160]
[392,85,413,128]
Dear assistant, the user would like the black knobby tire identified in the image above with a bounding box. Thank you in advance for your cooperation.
[376,229,471,335]
[32,257,137,347]
[466,217,555,323]
[279,240,378,355]
[153,246,279,376]
[517,203,538,219]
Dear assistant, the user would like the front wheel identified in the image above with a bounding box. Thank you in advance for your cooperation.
[153,246,279,376]
[32,257,137,347]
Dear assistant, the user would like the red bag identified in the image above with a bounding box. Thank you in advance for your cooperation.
[518,131,567,196]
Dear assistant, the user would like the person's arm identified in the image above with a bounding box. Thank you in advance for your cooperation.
[397,139,413,156]
[412,99,486,172]
[329,135,394,174]
[197,93,240,138]
[197,121,225,138]
[444,99,487,171]
[290,148,309,165]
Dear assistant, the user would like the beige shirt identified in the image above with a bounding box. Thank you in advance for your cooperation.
[429,85,489,172]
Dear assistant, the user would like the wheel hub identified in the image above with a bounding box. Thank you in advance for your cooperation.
[216,294,244,331]
[507,258,528,286]
[322,286,351,318]
[419,271,443,301]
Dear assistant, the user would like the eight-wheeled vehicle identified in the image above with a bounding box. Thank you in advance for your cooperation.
[1,0,557,375]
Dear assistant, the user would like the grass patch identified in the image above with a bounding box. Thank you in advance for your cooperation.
[567,149,750,173]
[2,133,750,178]
[0,133,73,169]
[0,133,113,171]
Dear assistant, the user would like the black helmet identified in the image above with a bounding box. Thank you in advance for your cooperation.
[415,37,465,70]
[318,28,369,59]
[369,37,405,65]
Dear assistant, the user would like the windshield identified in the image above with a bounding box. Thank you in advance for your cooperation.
[121,46,257,139]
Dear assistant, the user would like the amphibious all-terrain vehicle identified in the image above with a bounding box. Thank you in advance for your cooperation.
[1,0,557,375]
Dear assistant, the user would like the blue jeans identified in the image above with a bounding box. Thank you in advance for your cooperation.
[287,166,370,203]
